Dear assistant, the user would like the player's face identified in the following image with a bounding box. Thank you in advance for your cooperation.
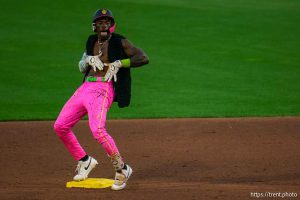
[95,18,112,40]
[95,18,112,32]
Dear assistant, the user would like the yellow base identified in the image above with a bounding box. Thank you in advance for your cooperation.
[66,178,114,189]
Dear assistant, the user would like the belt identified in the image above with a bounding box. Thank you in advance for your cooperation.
[86,76,106,82]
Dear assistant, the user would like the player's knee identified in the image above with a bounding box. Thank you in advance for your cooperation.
[53,122,62,134]
[53,122,69,136]
[91,126,108,142]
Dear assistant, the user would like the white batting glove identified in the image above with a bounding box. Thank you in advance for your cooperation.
[86,55,105,71]
[104,60,122,82]
[79,52,89,73]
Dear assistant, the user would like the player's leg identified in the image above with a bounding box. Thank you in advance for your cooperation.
[85,82,122,166]
[88,99,123,168]
[85,82,132,190]
[54,84,99,181]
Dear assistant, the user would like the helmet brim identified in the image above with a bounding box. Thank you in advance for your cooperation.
[93,15,115,24]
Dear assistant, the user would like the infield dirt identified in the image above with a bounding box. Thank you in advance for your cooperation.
[0,117,299,199]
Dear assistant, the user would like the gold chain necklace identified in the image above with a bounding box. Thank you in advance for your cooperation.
[97,35,111,56]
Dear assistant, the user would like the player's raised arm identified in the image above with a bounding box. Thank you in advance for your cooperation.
[103,39,149,82]
[121,39,149,67]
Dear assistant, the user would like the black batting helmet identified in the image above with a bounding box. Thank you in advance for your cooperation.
[92,9,116,33]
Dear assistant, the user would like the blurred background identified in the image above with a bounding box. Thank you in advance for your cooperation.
[0,0,299,120]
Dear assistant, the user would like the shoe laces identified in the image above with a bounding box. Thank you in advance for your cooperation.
[75,161,83,174]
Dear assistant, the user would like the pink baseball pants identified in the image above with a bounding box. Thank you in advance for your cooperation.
[53,80,120,161]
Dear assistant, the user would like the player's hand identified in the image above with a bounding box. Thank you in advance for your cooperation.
[103,60,122,82]
[86,56,104,71]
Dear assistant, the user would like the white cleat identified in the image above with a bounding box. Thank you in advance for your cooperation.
[73,156,98,181]
[111,164,133,191]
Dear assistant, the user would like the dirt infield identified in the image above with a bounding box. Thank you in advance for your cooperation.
[0,117,299,200]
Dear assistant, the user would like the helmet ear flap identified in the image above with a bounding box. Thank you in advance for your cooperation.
[109,23,116,33]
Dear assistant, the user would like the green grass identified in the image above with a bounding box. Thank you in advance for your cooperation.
[0,0,300,120]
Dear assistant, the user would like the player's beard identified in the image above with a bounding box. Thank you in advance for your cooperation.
[98,30,111,42]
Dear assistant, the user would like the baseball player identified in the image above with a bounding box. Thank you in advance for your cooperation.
[53,8,149,190]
